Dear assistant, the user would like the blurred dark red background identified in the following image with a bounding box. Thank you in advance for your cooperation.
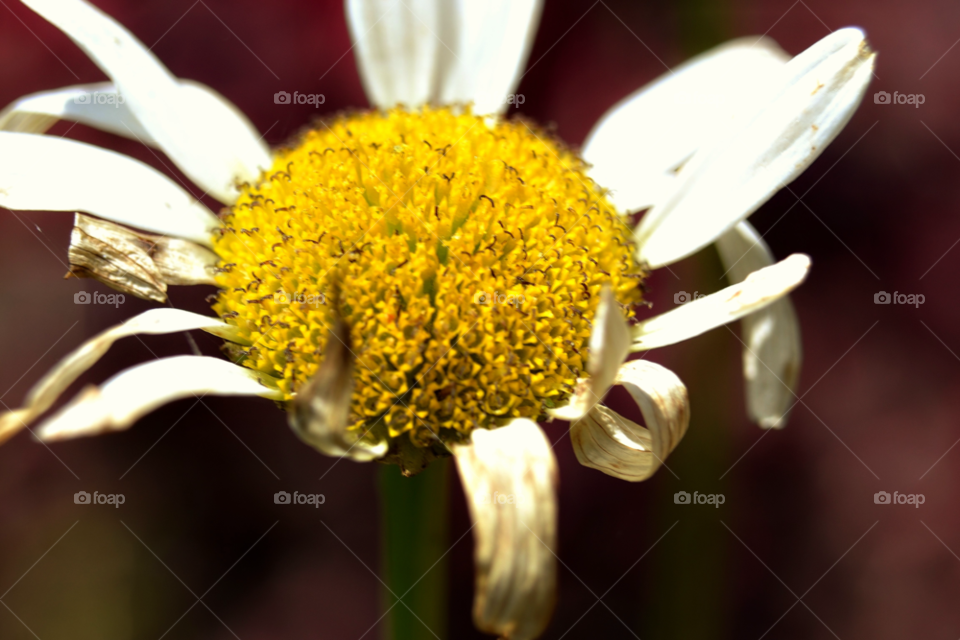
[2,0,959,638]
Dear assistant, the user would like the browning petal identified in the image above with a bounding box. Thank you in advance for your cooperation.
[452,419,558,640]
[66,213,217,302]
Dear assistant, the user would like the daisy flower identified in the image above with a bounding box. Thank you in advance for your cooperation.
[0,0,874,637]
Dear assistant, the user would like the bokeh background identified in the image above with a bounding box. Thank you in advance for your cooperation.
[2,0,959,638]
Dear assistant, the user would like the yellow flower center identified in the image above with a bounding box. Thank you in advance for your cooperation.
[212,106,645,449]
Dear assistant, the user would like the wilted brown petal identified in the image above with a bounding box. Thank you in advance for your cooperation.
[66,213,217,302]
[452,418,558,640]
[572,359,689,482]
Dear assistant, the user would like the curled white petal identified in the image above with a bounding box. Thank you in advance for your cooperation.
[584,36,788,213]
[572,359,689,482]
[452,419,557,640]
[549,286,630,421]
[22,0,271,203]
[632,253,811,351]
[717,222,801,428]
[37,356,282,441]
[436,0,543,115]
[636,28,875,268]
[346,0,442,109]
[0,132,220,245]
[0,309,242,445]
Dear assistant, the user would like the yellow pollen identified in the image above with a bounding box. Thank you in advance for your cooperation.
[212,106,645,449]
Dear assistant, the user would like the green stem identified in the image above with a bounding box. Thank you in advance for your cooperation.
[646,250,733,640]
[379,459,450,640]
[643,7,734,638]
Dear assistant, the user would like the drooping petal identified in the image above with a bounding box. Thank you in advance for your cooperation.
[21,0,271,203]
[583,36,788,213]
[435,0,543,115]
[631,253,810,351]
[0,83,156,143]
[0,309,243,445]
[636,28,876,268]
[452,419,557,640]
[716,222,801,428]
[549,286,630,421]
[571,360,689,481]
[346,0,442,109]
[290,319,388,461]
[36,356,282,441]
[0,132,220,245]
[68,213,218,302]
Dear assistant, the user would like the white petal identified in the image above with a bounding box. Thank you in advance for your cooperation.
[0,309,242,445]
[632,253,810,351]
[452,419,557,640]
[290,319,388,462]
[346,0,442,109]
[21,0,271,204]
[37,356,282,441]
[583,36,788,213]
[716,222,801,428]
[0,132,220,245]
[636,28,875,268]
[549,286,630,421]
[572,360,689,482]
[435,0,543,115]
[0,83,156,143]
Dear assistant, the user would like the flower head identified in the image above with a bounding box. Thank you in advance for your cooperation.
[213,106,644,460]
[0,0,875,637]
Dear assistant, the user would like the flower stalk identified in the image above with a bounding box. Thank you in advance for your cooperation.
[379,459,450,640]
